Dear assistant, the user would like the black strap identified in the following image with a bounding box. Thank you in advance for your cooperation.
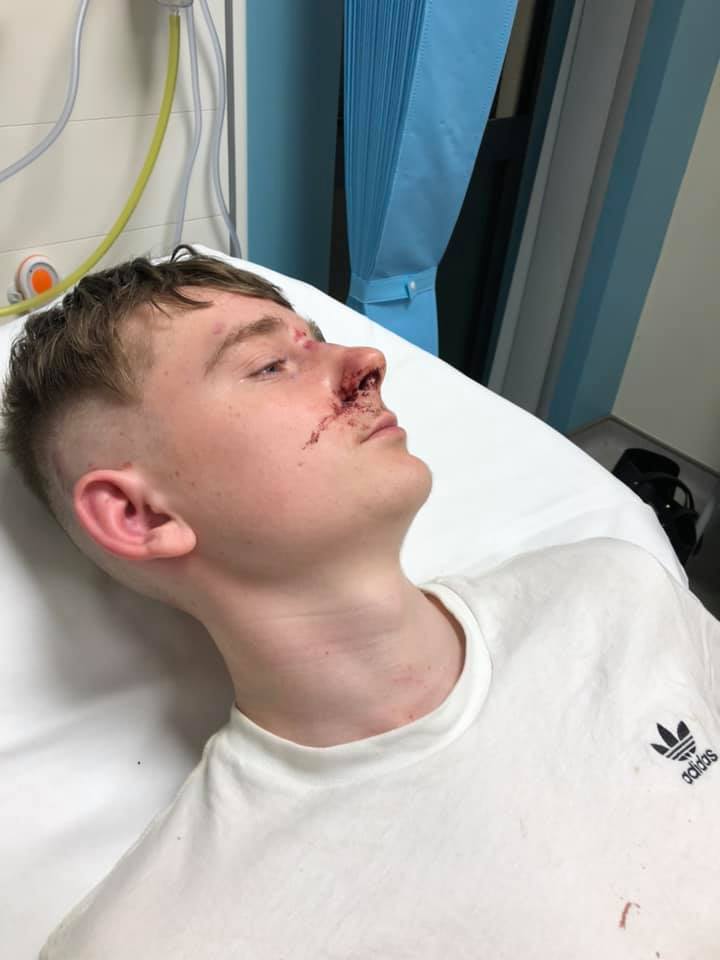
[628,471,696,512]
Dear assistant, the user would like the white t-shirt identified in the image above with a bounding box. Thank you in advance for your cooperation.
[40,539,720,959]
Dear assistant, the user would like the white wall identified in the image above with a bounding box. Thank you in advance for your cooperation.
[614,65,720,471]
[0,0,247,301]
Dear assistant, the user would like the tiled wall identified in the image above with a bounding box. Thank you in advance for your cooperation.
[0,0,246,300]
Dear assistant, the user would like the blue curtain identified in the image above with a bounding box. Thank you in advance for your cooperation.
[344,0,518,355]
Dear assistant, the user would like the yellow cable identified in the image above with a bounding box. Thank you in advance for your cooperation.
[0,12,181,321]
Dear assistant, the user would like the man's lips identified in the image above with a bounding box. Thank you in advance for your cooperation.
[364,412,399,441]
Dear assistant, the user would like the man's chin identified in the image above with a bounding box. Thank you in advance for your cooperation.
[400,458,434,516]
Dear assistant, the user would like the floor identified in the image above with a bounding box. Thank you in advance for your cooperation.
[570,417,720,620]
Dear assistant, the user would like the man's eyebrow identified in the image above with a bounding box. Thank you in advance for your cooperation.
[203,314,325,377]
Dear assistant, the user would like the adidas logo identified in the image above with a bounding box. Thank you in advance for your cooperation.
[651,720,718,785]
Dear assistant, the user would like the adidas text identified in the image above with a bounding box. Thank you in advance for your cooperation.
[681,750,718,785]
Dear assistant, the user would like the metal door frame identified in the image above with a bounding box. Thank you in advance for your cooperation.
[487,0,653,418]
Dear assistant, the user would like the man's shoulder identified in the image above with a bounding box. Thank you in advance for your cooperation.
[453,537,675,596]
[39,756,210,959]
[429,537,700,637]
[445,537,720,663]
[535,536,672,580]
[40,827,180,959]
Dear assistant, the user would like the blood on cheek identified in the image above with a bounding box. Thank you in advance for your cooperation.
[247,325,379,452]
[301,365,378,451]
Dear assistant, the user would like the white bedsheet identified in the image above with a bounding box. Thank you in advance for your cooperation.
[0,244,684,958]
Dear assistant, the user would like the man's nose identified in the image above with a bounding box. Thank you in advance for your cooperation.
[338,346,387,400]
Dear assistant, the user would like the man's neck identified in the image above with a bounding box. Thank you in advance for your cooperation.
[200,567,467,748]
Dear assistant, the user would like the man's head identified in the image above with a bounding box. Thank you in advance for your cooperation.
[0,247,432,617]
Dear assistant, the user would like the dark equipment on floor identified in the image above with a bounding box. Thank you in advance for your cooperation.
[613,448,703,567]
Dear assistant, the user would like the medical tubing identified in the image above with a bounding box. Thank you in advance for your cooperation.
[0,13,180,321]
[0,0,90,185]
[197,0,242,257]
[173,3,203,246]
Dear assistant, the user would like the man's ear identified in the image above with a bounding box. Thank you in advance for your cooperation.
[73,468,196,561]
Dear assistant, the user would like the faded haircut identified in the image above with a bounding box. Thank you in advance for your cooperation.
[0,245,295,526]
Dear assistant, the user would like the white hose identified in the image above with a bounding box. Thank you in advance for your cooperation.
[196,0,242,257]
[173,3,203,246]
[0,0,90,184]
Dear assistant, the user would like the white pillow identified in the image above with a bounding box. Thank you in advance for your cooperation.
[0,244,684,958]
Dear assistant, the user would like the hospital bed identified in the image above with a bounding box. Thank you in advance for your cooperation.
[0,244,686,958]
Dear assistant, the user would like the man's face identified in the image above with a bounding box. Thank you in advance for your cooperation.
[136,290,432,581]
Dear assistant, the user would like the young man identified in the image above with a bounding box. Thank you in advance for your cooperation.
[2,248,718,958]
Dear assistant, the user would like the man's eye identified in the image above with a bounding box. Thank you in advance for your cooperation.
[251,359,286,378]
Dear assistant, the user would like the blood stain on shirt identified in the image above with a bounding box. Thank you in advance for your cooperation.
[618,900,640,929]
